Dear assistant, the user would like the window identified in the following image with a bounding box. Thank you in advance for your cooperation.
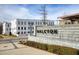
[18,21,20,25]
[28,27,31,29]
[8,24,9,27]
[18,27,20,30]
[68,22,70,24]
[37,30,40,33]
[17,32,20,34]
[31,22,34,25]
[65,22,67,24]
[28,31,30,33]
[24,27,26,30]
[28,22,30,25]
[28,22,34,25]
[65,22,70,24]
[24,22,26,25]
[21,32,23,34]
[21,27,23,30]
[21,22,23,25]
[24,32,26,34]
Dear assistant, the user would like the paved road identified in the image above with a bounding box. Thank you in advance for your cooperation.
[0,42,54,55]
[0,38,27,49]
[0,38,54,55]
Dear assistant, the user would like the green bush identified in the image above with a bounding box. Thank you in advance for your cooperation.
[26,41,47,50]
[47,45,78,55]
[0,36,3,38]
[11,35,17,37]
[41,44,48,50]
[3,34,7,36]
[25,41,79,55]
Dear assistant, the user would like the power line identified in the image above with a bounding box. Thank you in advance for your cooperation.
[39,4,48,25]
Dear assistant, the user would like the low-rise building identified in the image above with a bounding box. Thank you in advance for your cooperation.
[11,19,54,37]
[59,13,79,25]
[2,22,11,35]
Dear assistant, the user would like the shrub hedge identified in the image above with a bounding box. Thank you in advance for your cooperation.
[24,41,79,55]
[0,36,3,38]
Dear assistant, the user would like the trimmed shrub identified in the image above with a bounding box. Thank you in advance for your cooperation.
[3,34,7,36]
[47,45,78,55]
[77,50,79,55]
[0,36,3,38]
[41,44,48,50]
[25,41,79,55]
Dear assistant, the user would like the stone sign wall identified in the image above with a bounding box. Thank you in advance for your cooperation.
[28,36,79,49]
[34,25,79,39]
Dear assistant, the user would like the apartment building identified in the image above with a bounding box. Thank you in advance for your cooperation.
[11,19,54,37]
[2,22,11,35]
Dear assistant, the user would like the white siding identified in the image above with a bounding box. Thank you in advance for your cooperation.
[2,22,11,35]
[10,19,54,37]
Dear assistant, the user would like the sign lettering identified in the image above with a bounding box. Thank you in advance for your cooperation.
[37,29,58,34]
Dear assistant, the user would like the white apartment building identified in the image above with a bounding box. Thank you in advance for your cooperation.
[11,19,54,37]
[2,22,11,35]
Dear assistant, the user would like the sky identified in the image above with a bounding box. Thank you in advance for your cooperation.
[0,4,79,22]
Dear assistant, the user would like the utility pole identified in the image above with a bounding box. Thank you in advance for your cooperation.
[39,4,47,25]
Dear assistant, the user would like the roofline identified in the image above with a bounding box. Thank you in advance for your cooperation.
[15,19,54,21]
[58,13,79,19]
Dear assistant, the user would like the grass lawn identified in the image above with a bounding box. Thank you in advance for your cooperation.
[0,34,17,39]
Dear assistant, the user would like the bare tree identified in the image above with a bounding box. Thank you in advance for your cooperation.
[0,22,3,34]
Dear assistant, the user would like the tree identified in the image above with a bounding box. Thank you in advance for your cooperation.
[9,32,12,35]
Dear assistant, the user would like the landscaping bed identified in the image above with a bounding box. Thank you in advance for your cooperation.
[22,41,79,55]
[0,34,16,39]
